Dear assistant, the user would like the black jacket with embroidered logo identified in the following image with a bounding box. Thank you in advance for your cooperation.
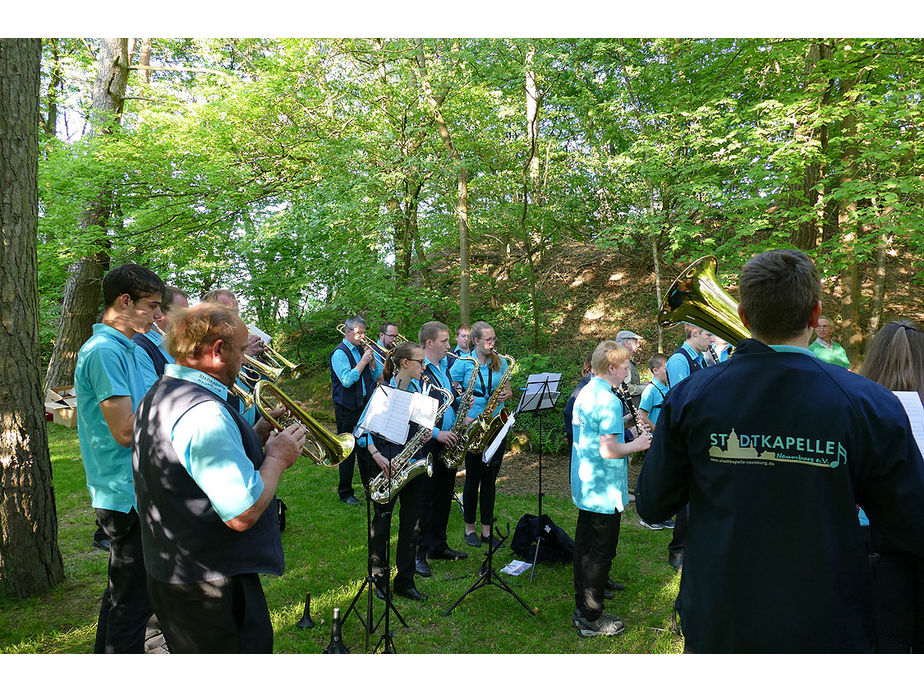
[636,338,924,653]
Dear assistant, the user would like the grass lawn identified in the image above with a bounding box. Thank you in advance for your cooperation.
[0,423,683,654]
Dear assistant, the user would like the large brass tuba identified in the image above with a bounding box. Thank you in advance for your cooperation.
[657,255,749,345]
[253,380,355,467]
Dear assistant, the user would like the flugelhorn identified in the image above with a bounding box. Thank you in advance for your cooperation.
[253,380,354,467]
[249,332,305,378]
[657,255,749,345]
[336,323,408,368]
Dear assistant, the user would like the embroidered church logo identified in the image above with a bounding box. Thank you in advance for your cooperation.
[709,428,846,468]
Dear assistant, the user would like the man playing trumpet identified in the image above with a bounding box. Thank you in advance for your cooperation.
[132,303,305,653]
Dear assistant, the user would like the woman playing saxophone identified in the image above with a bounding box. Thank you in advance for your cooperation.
[449,321,513,550]
[353,341,433,601]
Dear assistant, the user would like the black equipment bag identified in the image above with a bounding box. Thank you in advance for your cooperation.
[511,513,574,563]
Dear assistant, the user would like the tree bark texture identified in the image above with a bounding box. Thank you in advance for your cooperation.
[837,74,863,362]
[43,38,128,389]
[414,42,470,324]
[0,38,66,598]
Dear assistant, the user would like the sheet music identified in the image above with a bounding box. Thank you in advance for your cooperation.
[522,372,561,396]
[356,385,439,444]
[894,391,924,457]
[247,324,272,344]
[483,413,515,462]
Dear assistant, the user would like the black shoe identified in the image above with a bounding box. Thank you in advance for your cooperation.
[606,579,626,592]
[604,590,616,599]
[415,557,432,578]
[429,547,468,561]
[92,538,111,551]
[481,534,501,549]
[395,587,428,601]
[668,552,684,571]
[463,532,481,548]
[341,496,361,505]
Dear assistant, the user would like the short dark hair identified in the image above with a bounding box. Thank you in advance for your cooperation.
[648,353,668,371]
[102,264,165,307]
[456,323,470,335]
[419,320,449,346]
[739,249,820,342]
[380,321,398,336]
[167,303,244,360]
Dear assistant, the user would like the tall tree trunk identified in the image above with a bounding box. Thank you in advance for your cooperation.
[414,41,470,324]
[837,75,863,363]
[41,38,63,140]
[43,38,129,389]
[0,38,66,598]
[789,41,832,251]
[522,44,542,351]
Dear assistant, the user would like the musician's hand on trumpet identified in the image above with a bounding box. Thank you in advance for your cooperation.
[246,333,266,356]
[253,402,288,443]
[264,423,307,470]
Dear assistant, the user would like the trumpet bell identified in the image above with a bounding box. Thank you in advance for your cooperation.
[657,255,750,345]
[254,380,354,467]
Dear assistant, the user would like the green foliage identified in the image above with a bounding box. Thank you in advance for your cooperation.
[0,424,681,654]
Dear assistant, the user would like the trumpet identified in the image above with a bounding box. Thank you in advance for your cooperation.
[335,323,394,367]
[249,331,305,379]
[253,380,355,467]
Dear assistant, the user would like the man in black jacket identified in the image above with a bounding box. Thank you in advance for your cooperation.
[636,249,924,653]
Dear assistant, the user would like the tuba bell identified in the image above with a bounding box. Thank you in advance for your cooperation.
[254,380,355,467]
[657,255,750,345]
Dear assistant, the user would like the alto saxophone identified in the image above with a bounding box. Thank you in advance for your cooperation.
[368,376,454,504]
[466,354,517,456]
[442,357,481,470]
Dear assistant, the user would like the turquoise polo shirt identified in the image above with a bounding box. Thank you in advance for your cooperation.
[570,376,629,514]
[449,355,508,419]
[639,379,670,427]
[666,341,705,387]
[166,364,265,523]
[75,323,151,512]
[424,354,457,437]
[331,339,370,397]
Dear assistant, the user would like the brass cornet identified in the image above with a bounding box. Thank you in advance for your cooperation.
[253,380,354,467]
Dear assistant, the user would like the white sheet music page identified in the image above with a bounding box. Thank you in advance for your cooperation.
[357,386,412,444]
[893,391,924,457]
[408,390,439,430]
[523,372,561,395]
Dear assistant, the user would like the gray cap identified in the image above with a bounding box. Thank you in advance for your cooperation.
[615,330,643,343]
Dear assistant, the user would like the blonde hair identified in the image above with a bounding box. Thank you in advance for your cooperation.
[591,340,631,376]
[166,303,244,360]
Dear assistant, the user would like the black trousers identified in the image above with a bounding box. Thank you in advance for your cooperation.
[335,404,363,500]
[573,508,622,621]
[668,503,689,558]
[368,472,426,592]
[418,448,458,555]
[873,550,924,652]
[463,437,507,527]
[147,573,273,653]
[93,508,153,654]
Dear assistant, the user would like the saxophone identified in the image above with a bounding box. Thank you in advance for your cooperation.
[442,357,481,470]
[466,354,517,455]
[368,376,454,504]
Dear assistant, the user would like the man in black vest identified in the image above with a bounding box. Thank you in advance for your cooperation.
[132,303,305,653]
[132,285,188,378]
[330,315,376,503]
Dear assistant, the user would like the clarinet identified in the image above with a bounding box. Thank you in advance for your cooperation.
[616,382,651,438]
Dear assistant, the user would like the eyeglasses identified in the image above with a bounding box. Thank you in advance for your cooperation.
[384,332,399,338]
[407,358,425,365]
[476,337,496,343]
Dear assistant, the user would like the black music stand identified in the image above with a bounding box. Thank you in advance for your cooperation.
[443,518,535,618]
[515,373,560,583]
[342,457,407,653]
